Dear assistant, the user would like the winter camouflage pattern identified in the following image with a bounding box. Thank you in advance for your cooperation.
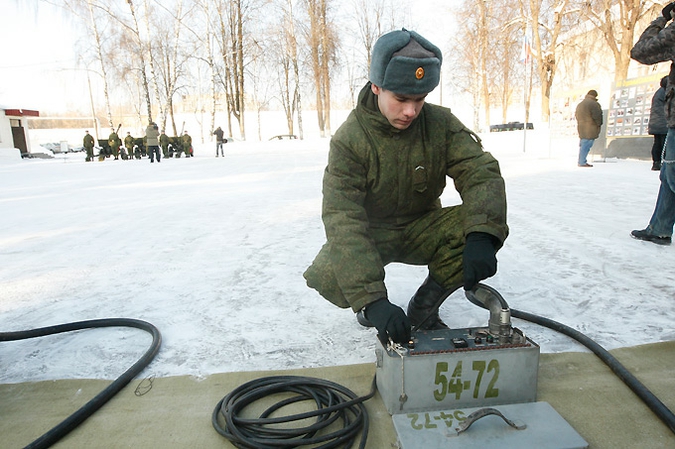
[160,132,170,157]
[182,133,193,156]
[304,83,508,313]
[108,132,121,158]
[124,134,135,152]
[83,132,95,161]
[630,16,675,128]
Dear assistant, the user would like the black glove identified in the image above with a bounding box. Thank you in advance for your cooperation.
[364,298,411,345]
[462,232,498,291]
[663,2,675,20]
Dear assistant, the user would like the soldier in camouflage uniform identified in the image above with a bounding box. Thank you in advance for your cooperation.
[630,3,675,246]
[83,130,95,162]
[160,130,170,158]
[108,129,121,160]
[303,29,508,344]
[181,131,193,157]
[124,132,135,160]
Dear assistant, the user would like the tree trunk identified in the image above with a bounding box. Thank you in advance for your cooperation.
[127,0,153,124]
[86,0,114,131]
[478,0,490,131]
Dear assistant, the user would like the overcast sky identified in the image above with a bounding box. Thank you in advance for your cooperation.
[0,2,83,111]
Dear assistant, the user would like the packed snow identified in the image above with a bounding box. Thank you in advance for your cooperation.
[1,128,674,384]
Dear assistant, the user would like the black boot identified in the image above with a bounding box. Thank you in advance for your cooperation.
[407,276,449,330]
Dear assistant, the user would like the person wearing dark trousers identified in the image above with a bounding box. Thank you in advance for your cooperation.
[83,130,95,162]
[649,76,668,171]
[213,126,225,157]
[160,130,170,158]
[303,29,508,345]
[146,122,161,163]
[630,2,675,245]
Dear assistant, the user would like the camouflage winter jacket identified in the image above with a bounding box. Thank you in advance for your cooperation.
[160,133,170,149]
[83,134,94,149]
[108,132,121,150]
[322,83,508,308]
[124,135,134,149]
[631,16,675,127]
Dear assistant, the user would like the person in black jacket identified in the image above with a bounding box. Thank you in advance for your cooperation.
[648,76,668,171]
[213,126,225,157]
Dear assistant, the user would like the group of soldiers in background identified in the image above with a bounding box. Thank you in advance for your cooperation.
[83,128,193,162]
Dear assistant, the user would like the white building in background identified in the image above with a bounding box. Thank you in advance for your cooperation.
[0,107,39,156]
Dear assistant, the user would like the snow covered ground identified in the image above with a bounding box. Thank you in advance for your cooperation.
[1,129,674,384]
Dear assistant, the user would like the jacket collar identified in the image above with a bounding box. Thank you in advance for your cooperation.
[356,82,417,135]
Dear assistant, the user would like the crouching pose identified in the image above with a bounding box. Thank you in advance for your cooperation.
[303,29,508,344]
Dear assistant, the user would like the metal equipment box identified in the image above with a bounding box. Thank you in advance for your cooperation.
[376,326,539,414]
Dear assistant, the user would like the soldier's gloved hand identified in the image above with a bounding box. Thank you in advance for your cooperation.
[463,232,498,291]
[364,298,411,345]
[663,2,675,20]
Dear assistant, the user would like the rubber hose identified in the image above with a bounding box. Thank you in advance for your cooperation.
[464,284,675,435]
[509,307,675,435]
[0,318,162,449]
[212,375,377,448]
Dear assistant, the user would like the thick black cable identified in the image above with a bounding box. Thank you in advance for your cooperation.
[466,284,675,436]
[212,375,377,448]
[510,307,675,435]
[0,318,162,449]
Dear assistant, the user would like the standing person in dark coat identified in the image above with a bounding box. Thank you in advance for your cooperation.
[303,29,508,344]
[629,2,675,245]
[146,122,161,163]
[648,76,668,171]
[575,90,603,167]
[83,130,95,162]
[213,126,225,157]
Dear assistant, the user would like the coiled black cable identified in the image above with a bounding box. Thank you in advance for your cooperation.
[0,318,162,449]
[212,375,376,448]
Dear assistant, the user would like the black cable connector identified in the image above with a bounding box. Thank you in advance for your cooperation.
[466,283,675,436]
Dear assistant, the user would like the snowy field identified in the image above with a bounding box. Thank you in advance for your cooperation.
[1,130,674,384]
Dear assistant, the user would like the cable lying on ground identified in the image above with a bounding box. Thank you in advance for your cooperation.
[212,375,376,448]
[466,283,675,436]
[0,318,162,449]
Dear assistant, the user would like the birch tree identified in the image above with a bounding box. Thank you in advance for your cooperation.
[305,0,336,137]
[216,0,247,139]
[578,0,660,84]
[519,0,574,122]
[77,0,115,130]
[125,0,154,123]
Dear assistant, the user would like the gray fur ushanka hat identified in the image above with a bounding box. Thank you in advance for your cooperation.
[369,28,442,95]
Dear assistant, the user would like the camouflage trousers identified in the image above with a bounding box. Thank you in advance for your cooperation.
[303,205,465,310]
